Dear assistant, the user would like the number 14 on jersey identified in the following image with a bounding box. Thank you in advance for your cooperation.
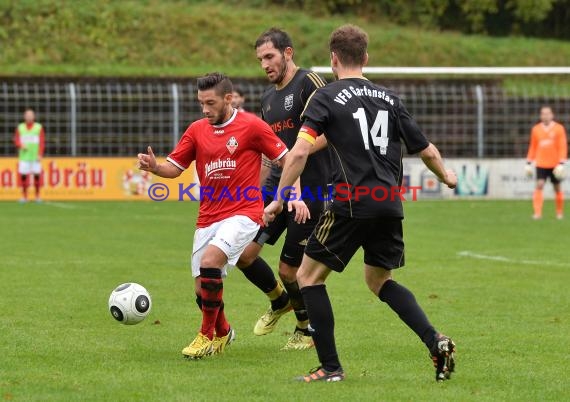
[353,108,389,155]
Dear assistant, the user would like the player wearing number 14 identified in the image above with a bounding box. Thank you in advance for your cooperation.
[264,24,457,382]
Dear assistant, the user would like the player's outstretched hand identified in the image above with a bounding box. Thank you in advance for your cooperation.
[264,201,284,226]
[288,199,310,224]
[525,163,534,178]
[137,146,157,173]
[443,169,457,189]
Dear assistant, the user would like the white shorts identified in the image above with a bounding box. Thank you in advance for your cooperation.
[191,215,260,278]
[18,161,42,175]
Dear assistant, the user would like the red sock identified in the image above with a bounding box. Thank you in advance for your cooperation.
[215,302,230,337]
[556,191,564,215]
[21,174,28,199]
[34,174,41,198]
[199,268,223,340]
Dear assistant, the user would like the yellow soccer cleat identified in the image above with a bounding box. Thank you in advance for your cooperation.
[282,329,314,351]
[182,333,213,359]
[211,327,236,355]
[253,302,293,336]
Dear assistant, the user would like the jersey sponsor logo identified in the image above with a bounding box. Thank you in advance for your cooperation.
[269,118,295,133]
[226,136,238,154]
[21,134,40,144]
[284,94,294,111]
[539,138,554,147]
[213,129,225,135]
[204,158,236,178]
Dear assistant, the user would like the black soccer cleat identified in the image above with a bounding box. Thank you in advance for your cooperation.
[295,366,345,383]
[430,334,456,382]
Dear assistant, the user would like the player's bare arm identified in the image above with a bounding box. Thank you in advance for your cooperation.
[419,143,457,189]
[264,137,312,225]
[309,135,328,154]
[263,151,310,224]
[288,176,310,224]
[137,146,183,178]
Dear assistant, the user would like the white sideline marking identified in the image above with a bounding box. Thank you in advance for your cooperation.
[44,202,79,209]
[457,251,570,268]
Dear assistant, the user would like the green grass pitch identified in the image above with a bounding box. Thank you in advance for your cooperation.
[1,200,568,401]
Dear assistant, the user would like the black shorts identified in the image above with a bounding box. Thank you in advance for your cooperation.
[536,167,561,184]
[254,195,324,267]
[304,209,405,272]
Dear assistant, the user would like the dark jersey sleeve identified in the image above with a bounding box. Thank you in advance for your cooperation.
[301,72,327,103]
[300,90,329,138]
[397,101,430,154]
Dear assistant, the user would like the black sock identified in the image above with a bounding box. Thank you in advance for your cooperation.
[271,292,289,311]
[240,257,278,293]
[283,280,309,323]
[300,284,341,372]
[378,280,437,350]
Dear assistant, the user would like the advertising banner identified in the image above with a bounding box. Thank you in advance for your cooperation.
[402,158,569,199]
[0,158,198,201]
[1,157,567,201]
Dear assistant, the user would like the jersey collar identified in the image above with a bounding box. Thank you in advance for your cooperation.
[213,108,238,129]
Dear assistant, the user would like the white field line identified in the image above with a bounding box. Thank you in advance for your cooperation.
[457,250,570,268]
[43,201,79,209]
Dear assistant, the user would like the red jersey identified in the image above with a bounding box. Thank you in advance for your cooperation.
[167,109,288,228]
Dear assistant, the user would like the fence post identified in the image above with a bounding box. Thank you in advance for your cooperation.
[475,85,484,158]
[171,83,179,148]
[68,83,77,156]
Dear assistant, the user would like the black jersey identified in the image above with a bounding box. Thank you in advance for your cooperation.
[261,68,330,190]
[300,78,429,218]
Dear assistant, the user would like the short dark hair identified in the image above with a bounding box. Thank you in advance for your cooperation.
[197,72,233,96]
[254,27,293,52]
[233,85,244,97]
[329,24,368,67]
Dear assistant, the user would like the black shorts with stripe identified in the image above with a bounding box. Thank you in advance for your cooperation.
[536,167,561,184]
[254,195,324,267]
[304,209,405,272]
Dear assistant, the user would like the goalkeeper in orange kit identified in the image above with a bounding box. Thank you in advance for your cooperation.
[525,106,568,219]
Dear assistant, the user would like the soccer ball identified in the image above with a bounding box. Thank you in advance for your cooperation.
[108,283,152,325]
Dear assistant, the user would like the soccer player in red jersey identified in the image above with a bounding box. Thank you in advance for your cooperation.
[138,73,288,358]
[525,106,568,219]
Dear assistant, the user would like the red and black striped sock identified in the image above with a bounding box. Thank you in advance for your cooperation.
[199,267,223,340]
[215,302,230,337]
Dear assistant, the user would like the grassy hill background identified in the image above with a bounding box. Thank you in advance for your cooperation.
[1,0,570,78]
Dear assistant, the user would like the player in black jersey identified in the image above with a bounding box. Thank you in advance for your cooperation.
[265,25,457,382]
[236,28,330,351]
